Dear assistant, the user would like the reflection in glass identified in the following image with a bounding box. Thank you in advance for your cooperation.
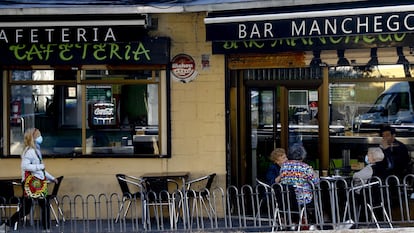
[9,69,165,157]
[250,89,277,184]
[85,83,159,155]
[10,82,81,156]
[329,64,413,79]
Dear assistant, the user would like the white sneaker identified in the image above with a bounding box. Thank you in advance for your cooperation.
[309,224,318,230]
[0,224,9,233]
[337,219,354,230]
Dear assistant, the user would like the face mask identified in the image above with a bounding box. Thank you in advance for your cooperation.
[364,155,370,164]
[35,135,43,145]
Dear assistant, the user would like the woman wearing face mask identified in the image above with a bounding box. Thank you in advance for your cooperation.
[353,147,386,191]
[0,128,58,233]
[350,147,388,224]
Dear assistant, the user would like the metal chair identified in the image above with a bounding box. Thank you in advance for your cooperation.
[47,176,65,225]
[343,178,393,229]
[22,177,65,228]
[255,179,283,230]
[185,173,216,195]
[0,180,20,230]
[142,176,181,230]
[278,182,324,231]
[184,173,216,228]
[116,174,181,230]
[115,174,144,223]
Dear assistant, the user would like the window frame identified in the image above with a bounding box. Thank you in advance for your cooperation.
[6,67,171,158]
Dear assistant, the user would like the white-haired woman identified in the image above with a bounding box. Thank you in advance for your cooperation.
[351,147,387,224]
[353,147,386,188]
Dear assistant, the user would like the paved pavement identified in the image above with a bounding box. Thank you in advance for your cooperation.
[267,227,414,233]
[4,218,414,232]
[197,227,414,232]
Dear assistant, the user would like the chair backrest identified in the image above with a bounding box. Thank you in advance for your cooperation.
[145,178,169,193]
[49,176,64,197]
[186,173,216,194]
[0,180,15,203]
[116,174,145,198]
[205,173,216,191]
[116,174,131,196]
[256,178,271,189]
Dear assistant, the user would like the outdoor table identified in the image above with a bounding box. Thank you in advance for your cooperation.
[141,171,190,194]
[0,177,22,196]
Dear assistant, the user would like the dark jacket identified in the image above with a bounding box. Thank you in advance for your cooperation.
[265,163,281,185]
[381,139,410,179]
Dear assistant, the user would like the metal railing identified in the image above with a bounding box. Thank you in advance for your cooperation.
[2,174,414,232]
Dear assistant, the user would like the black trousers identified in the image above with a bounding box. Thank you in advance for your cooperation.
[8,197,51,230]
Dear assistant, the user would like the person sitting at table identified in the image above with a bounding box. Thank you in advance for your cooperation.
[353,147,386,188]
[279,143,320,229]
[265,148,287,185]
[352,147,386,223]
[379,125,410,180]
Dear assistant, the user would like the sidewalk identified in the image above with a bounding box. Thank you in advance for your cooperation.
[270,227,414,233]
[4,219,414,233]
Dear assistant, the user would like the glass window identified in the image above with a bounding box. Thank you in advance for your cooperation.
[9,69,169,158]
[327,65,414,173]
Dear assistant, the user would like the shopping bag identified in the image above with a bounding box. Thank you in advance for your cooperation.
[23,171,47,198]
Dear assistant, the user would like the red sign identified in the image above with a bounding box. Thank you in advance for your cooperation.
[171,54,198,83]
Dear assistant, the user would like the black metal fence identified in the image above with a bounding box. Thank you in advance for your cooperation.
[2,175,414,232]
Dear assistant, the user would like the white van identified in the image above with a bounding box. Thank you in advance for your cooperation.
[353,82,414,132]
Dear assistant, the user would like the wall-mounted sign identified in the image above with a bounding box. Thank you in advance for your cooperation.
[170,54,198,83]
[92,102,116,126]
[0,26,146,44]
[212,33,414,54]
[0,37,170,66]
[205,6,414,41]
[89,102,117,128]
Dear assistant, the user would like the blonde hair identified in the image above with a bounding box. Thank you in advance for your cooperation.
[24,128,39,150]
[269,148,286,163]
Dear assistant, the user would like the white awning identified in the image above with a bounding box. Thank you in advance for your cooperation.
[0,19,146,27]
[205,4,414,24]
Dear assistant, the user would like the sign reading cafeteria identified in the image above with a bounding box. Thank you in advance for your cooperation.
[0,37,170,66]
[170,54,198,83]
[0,26,145,44]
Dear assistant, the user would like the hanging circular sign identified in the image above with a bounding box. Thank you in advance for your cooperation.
[171,54,198,83]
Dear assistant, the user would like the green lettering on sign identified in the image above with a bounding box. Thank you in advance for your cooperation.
[2,38,170,65]
[59,44,74,61]
[132,42,151,61]
[216,33,410,53]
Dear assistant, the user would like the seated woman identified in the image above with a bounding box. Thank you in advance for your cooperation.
[352,147,387,222]
[279,143,320,228]
[265,148,287,185]
[353,147,386,188]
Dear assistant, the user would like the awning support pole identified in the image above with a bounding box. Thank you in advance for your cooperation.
[319,66,330,171]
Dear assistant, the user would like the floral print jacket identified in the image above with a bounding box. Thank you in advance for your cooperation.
[280,160,320,205]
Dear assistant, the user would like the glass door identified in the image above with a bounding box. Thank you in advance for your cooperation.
[248,88,279,184]
[247,87,320,184]
[287,89,320,167]
[228,67,324,187]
